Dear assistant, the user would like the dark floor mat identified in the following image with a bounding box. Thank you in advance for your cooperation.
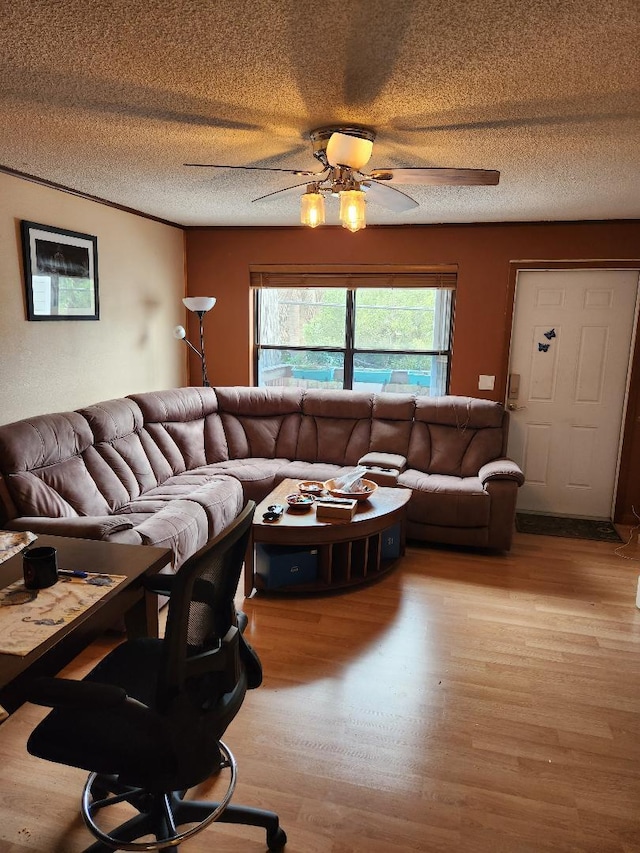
[515,513,622,542]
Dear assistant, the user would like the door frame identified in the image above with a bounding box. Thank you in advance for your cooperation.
[502,260,640,524]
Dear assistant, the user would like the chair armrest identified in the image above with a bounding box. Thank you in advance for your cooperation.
[478,459,525,487]
[27,676,127,710]
[143,573,176,595]
[26,677,165,755]
[8,515,134,540]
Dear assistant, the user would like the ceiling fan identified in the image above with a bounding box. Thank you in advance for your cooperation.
[185,126,500,231]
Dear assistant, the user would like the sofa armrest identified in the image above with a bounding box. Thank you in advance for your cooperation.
[478,459,525,487]
[8,515,135,541]
[358,452,407,472]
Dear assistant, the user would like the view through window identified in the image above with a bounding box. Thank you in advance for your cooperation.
[255,282,455,396]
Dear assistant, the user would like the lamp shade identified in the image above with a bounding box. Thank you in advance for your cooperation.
[173,325,187,339]
[339,189,366,232]
[182,297,216,313]
[300,191,325,228]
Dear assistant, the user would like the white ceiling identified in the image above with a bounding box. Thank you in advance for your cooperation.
[2,0,639,228]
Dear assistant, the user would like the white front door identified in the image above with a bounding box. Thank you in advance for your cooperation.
[506,269,639,518]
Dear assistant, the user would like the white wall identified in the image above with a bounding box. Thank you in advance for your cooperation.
[0,173,187,424]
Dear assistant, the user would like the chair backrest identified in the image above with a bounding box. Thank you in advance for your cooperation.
[157,501,257,712]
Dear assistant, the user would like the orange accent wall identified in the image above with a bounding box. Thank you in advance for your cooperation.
[185,220,640,523]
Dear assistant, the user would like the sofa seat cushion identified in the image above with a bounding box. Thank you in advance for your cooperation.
[133,471,229,496]
[120,502,208,569]
[399,469,490,528]
[194,458,287,501]
[118,476,243,566]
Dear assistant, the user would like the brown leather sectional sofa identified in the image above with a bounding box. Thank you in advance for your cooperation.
[0,387,524,569]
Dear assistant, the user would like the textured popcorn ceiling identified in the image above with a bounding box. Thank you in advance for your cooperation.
[1,0,638,227]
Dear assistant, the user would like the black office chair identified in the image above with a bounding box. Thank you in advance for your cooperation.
[25,502,287,852]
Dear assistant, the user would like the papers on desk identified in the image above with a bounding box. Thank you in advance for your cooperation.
[0,531,37,566]
[0,573,126,656]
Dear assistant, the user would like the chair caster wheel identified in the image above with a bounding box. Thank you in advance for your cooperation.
[267,826,287,850]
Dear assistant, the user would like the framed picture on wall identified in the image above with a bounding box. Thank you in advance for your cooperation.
[20,221,99,320]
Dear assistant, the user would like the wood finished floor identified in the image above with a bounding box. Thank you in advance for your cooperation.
[0,530,639,852]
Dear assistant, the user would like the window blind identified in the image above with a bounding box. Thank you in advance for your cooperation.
[250,268,457,289]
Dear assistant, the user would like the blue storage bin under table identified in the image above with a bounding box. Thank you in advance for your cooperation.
[255,544,318,589]
[381,523,402,560]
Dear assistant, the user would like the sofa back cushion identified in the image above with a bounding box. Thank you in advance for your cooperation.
[80,398,163,511]
[368,393,415,457]
[407,397,506,476]
[296,390,372,465]
[0,412,111,518]
[215,387,303,459]
[129,387,228,472]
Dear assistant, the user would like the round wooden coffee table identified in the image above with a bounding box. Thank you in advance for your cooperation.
[245,478,411,596]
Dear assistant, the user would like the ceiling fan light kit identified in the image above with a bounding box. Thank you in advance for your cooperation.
[186,125,499,232]
[324,129,375,171]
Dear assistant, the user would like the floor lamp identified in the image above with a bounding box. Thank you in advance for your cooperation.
[173,297,216,386]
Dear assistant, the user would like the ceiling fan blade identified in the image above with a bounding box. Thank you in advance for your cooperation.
[184,163,321,177]
[360,180,419,212]
[368,168,500,186]
[251,182,312,203]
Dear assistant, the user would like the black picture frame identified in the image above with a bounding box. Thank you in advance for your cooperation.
[20,221,99,321]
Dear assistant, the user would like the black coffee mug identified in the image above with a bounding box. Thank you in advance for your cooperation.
[23,546,59,590]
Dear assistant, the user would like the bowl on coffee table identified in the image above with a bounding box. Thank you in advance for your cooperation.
[286,493,315,512]
[323,478,378,502]
[297,480,325,496]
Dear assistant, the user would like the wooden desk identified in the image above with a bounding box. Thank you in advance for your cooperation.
[0,535,171,712]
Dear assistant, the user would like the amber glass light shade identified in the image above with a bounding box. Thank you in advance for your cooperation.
[300,192,325,228]
[339,190,366,232]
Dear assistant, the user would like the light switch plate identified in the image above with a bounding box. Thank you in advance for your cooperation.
[478,374,495,390]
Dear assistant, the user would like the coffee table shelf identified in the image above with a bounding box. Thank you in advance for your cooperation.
[246,479,411,596]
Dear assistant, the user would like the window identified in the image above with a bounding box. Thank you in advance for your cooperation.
[253,271,455,396]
